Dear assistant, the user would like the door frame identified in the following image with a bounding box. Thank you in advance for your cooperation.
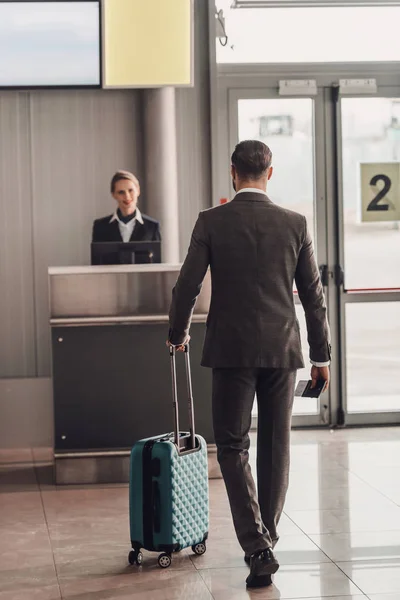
[215,61,400,427]
[330,85,400,426]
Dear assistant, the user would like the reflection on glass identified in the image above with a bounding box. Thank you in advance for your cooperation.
[346,303,400,413]
[217,5,400,64]
[238,98,315,238]
[341,98,400,290]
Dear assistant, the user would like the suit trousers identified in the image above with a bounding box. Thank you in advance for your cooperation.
[212,367,297,556]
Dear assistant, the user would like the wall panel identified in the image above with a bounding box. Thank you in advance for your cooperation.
[0,378,52,448]
[29,90,143,375]
[0,93,36,377]
[175,0,212,256]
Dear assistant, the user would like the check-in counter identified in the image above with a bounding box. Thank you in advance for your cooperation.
[49,264,216,484]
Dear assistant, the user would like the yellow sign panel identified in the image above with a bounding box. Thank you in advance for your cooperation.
[360,163,400,222]
[103,0,192,88]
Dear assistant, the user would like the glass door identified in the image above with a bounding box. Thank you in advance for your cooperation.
[335,92,400,425]
[228,83,400,427]
[229,89,329,426]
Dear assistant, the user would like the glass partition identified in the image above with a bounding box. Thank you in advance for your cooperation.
[345,302,400,413]
[238,98,315,237]
[341,98,400,291]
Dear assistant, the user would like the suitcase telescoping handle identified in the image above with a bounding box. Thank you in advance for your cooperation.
[169,344,196,452]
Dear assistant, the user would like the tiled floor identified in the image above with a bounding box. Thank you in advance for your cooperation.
[1,427,400,599]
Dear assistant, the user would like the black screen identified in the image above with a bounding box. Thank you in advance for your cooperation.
[91,242,162,266]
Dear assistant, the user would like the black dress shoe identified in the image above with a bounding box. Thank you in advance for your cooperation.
[246,548,279,588]
[245,537,279,565]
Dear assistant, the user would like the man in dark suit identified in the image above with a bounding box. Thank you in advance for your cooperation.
[168,140,330,589]
[92,170,161,243]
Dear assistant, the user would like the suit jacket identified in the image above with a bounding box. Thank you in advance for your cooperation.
[92,213,161,243]
[169,192,331,369]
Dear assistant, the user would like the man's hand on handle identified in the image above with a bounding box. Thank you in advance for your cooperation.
[166,336,191,353]
[311,365,330,391]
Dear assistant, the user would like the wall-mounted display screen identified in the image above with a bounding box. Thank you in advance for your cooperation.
[0,1,100,87]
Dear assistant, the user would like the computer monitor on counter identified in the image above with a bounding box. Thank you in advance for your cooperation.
[91,241,161,265]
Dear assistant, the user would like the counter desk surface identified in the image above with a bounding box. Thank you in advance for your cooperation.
[48,263,185,276]
[48,263,210,324]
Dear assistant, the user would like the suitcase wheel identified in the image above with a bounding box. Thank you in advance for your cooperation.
[192,541,207,556]
[158,553,172,568]
[128,550,143,566]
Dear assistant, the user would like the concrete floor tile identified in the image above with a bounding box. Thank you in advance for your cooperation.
[338,559,400,595]
[59,569,212,599]
[0,565,58,594]
[0,585,61,600]
[199,562,360,600]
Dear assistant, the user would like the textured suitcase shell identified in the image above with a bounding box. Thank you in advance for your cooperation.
[129,433,209,551]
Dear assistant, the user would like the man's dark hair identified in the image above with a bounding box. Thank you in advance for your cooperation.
[231,140,272,180]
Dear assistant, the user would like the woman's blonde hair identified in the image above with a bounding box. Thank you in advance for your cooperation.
[110,170,140,194]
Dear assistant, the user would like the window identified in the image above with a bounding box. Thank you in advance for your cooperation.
[217,6,400,63]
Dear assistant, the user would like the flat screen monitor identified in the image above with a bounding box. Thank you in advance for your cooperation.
[91,242,162,266]
[0,1,101,88]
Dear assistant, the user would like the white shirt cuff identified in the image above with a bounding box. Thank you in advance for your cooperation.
[311,360,330,367]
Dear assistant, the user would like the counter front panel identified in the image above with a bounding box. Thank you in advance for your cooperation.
[53,322,213,450]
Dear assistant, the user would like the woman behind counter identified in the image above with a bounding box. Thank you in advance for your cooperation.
[92,170,161,243]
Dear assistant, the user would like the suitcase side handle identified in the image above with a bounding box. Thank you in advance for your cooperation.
[169,344,196,452]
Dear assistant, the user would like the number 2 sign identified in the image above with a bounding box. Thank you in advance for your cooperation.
[360,163,400,222]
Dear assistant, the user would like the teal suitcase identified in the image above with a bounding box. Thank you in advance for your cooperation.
[128,346,209,569]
